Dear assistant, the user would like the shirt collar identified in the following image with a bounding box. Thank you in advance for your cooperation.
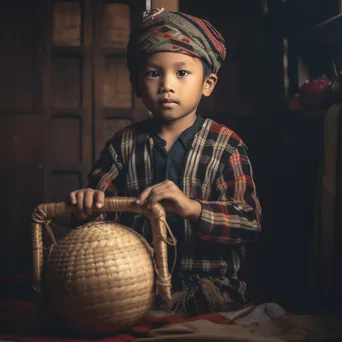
[178,115,204,148]
[150,115,204,148]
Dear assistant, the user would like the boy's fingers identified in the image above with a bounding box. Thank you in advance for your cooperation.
[136,187,153,204]
[83,190,94,216]
[75,191,85,213]
[69,191,76,204]
[94,191,104,208]
[148,189,172,204]
[137,181,172,205]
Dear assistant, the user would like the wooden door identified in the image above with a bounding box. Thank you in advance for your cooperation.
[92,0,148,161]
[0,0,147,276]
[42,0,93,204]
[44,0,148,202]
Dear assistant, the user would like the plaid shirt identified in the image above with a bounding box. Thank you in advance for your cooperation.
[87,117,262,302]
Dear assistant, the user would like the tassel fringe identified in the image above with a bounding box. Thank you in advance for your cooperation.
[167,276,245,317]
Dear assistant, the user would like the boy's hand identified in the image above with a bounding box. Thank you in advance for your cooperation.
[69,188,105,220]
[136,180,201,222]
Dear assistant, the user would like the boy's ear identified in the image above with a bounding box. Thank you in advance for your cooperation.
[202,73,218,97]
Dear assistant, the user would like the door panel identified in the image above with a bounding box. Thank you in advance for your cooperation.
[103,3,131,49]
[93,0,148,162]
[49,116,82,167]
[49,172,82,202]
[53,2,81,47]
[43,0,93,202]
[51,57,82,109]
[103,58,132,109]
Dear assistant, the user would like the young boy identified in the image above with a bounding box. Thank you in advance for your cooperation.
[69,8,262,317]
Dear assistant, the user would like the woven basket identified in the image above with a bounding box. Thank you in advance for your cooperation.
[31,197,173,334]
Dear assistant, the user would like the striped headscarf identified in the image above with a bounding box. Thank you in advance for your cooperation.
[127,8,227,74]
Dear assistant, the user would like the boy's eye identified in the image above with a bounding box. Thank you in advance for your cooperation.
[177,70,189,77]
[146,71,160,78]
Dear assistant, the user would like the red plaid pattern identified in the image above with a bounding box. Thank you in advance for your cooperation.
[87,118,262,302]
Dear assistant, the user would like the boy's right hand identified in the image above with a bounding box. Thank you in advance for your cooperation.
[69,188,105,220]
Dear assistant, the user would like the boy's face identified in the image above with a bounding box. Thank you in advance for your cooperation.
[137,52,217,122]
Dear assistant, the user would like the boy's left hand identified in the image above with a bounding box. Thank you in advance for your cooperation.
[136,180,201,222]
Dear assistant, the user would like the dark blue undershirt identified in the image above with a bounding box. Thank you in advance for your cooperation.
[152,116,204,276]
[152,115,204,187]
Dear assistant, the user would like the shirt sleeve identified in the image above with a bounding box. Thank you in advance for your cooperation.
[87,137,122,196]
[195,143,262,244]
[69,136,122,227]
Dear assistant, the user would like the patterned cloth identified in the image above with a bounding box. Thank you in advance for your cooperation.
[2,300,342,341]
[127,8,227,74]
[220,303,287,324]
[86,117,262,305]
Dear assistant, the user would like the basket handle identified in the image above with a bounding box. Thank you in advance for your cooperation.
[31,197,172,304]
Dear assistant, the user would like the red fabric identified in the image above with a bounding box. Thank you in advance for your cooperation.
[0,334,134,342]
[0,272,32,285]
[0,300,231,342]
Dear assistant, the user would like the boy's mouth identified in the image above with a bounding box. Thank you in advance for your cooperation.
[160,98,178,104]
[159,98,179,109]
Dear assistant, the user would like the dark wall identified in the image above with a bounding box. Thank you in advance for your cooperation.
[180,0,341,314]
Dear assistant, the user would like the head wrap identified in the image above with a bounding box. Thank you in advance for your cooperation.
[127,8,227,74]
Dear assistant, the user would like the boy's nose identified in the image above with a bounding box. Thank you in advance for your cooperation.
[158,85,175,94]
[159,76,175,93]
